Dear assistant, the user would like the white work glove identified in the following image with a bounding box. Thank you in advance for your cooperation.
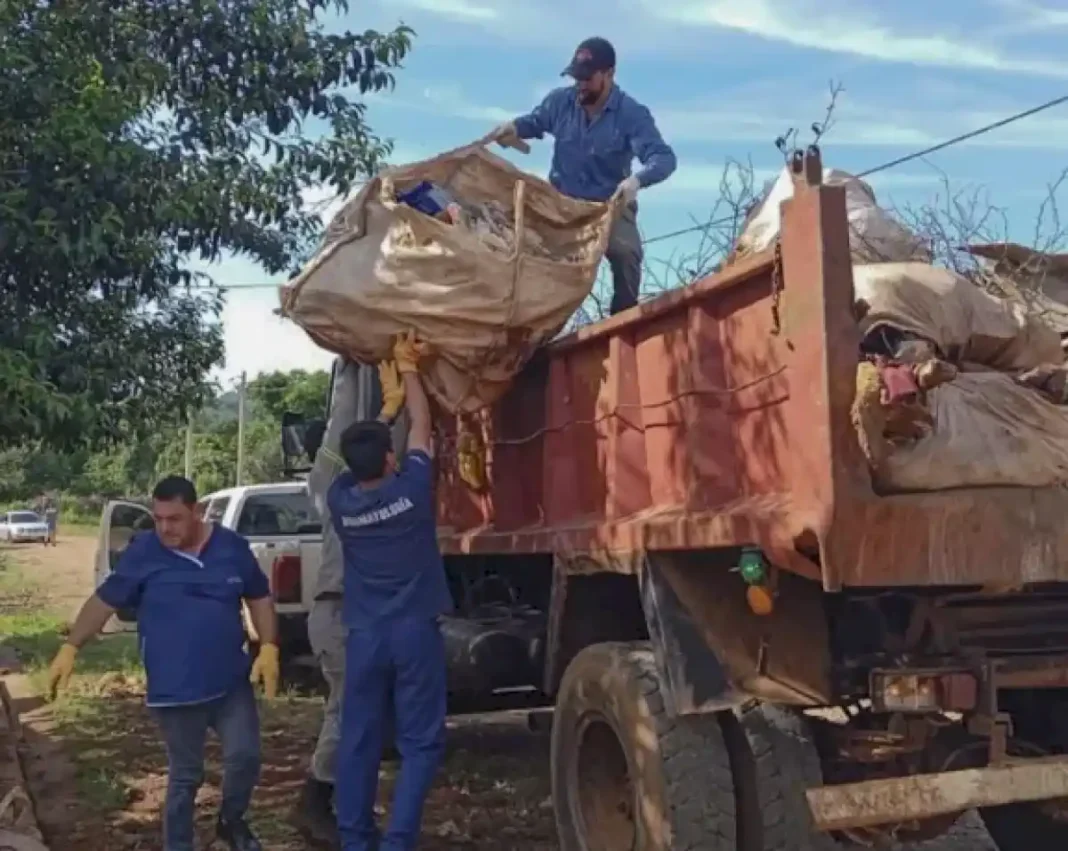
[618,175,641,205]
[491,121,519,145]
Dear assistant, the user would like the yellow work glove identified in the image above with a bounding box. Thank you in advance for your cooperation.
[378,360,406,420]
[249,643,280,700]
[47,642,78,700]
[393,331,430,375]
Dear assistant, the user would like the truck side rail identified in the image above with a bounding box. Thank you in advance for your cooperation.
[433,149,864,589]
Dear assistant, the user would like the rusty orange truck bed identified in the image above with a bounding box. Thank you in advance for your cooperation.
[420,150,1068,851]
[434,162,1068,592]
[285,148,1068,850]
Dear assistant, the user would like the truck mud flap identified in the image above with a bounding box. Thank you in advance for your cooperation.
[806,756,1068,832]
[639,554,742,715]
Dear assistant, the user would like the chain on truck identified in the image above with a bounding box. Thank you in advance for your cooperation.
[280,149,1068,851]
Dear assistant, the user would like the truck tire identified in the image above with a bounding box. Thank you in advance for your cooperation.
[981,803,1068,851]
[551,641,736,851]
[724,702,838,851]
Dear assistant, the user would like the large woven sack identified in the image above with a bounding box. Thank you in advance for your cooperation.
[872,370,1068,492]
[854,262,1064,371]
[735,167,931,264]
[280,138,616,413]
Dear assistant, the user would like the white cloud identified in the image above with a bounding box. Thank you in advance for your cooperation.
[993,0,1068,32]
[645,0,1068,78]
[417,85,512,123]
[374,80,1068,153]
[1029,2,1068,26]
[383,0,499,20]
[641,162,944,202]
[221,288,335,381]
[657,97,1068,151]
[645,163,776,196]
[366,84,512,130]
[186,253,333,381]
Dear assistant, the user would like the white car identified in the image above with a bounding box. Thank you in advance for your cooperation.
[0,510,50,543]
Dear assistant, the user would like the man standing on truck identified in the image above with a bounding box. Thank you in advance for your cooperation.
[328,334,451,851]
[296,358,407,848]
[47,475,280,851]
[492,36,677,315]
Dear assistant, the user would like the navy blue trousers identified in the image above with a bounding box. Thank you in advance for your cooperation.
[335,617,446,851]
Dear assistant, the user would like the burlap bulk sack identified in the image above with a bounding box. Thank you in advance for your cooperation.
[854,263,1064,371]
[279,138,617,413]
[872,370,1068,492]
[734,167,931,264]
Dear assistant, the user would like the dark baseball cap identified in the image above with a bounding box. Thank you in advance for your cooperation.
[562,37,616,81]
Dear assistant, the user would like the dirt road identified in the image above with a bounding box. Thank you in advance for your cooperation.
[1,533,1000,850]
[0,532,97,621]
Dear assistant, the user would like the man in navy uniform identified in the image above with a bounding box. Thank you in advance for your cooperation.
[296,358,407,848]
[48,476,279,851]
[329,335,451,851]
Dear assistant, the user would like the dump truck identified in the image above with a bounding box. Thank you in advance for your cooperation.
[285,149,1068,850]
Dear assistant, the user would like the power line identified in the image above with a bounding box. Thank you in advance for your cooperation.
[857,93,1068,179]
[642,92,1068,248]
[203,92,1068,292]
[642,215,739,246]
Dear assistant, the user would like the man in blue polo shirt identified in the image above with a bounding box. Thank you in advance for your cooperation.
[328,334,451,851]
[47,476,279,851]
[493,36,677,315]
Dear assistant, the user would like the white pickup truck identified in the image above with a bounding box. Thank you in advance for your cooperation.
[94,482,322,655]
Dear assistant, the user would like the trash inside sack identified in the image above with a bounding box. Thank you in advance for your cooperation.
[396,180,573,260]
[397,181,458,220]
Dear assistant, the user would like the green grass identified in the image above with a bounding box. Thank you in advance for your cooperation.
[0,554,143,684]
[47,691,141,810]
[74,762,132,811]
[0,553,145,810]
[59,521,99,537]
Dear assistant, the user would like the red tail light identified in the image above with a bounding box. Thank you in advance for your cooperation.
[271,554,302,604]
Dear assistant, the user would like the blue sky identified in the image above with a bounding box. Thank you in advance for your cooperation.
[212,0,1068,382]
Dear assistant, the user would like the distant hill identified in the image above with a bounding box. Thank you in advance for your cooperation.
[198,390,241,427]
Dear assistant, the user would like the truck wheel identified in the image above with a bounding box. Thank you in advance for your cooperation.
[724,703,838,851]
[981,803,1068,851]
[551,641,736,851]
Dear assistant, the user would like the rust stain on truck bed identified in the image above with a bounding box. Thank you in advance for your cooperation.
[432,156,1068,591]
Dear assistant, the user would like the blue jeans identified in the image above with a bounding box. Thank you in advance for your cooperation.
[151,682,261,851]
[336,617,447,851]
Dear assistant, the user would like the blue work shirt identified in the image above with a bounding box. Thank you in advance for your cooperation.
[327,450,453,628]
[96,526,270,708]
[513,85,677,202]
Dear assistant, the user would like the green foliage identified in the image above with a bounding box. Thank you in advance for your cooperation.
[0,368,330,505]
[0,0,412,449]
[249,369,331,421]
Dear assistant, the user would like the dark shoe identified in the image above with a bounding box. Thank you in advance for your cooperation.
[292,777,340,849]
[216,815,263,851]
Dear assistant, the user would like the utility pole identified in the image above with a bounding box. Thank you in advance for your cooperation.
[236,371,247,487]
[184,411,194,480]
